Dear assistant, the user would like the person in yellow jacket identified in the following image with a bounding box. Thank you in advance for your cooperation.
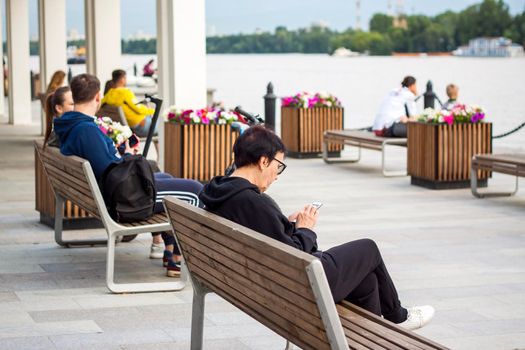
[102,69,155,137]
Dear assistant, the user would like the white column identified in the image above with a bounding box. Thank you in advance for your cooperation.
[38,0,67,133]
[6,0,31,125]
[0,2,5,117]
[84,0,121,84]
[156,0,207,168]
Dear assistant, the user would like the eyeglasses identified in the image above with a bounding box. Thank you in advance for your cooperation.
[273,158,287,175]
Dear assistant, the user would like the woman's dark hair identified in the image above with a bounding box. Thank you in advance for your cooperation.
[103,69,126,95]
[401,76,416,88]
[233,125,286,168]
[70,73,100,104]
[43,86,71,147]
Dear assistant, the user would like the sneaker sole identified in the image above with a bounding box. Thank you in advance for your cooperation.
[167,270,181,277]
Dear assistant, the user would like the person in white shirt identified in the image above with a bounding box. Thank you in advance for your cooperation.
[373,76,418,137]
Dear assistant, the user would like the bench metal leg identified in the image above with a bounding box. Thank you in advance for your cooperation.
[105,229,188,293]
[191,279,209,350]
[471,165,519,198]
[323,140,361,164]
[381,140,407,177]
[285,340,295,349]
[53,195,107,247]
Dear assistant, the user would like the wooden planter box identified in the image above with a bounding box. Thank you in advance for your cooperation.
[281,107,344,158]
[35,147,102,229]
[407,122,492,189]
[164,123,240,182]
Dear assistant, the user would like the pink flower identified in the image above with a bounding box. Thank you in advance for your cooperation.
[98,125,108,135]
[443,114,454,125]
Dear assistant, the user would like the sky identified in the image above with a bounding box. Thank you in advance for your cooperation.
[19,0,525,39]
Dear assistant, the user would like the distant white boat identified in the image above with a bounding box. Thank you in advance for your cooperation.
[453,37,524,57]
[332,47,361,57]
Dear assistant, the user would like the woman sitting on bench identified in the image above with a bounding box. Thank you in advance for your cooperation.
[199,125,435,330]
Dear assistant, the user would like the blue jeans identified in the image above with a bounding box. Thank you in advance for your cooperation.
[132,116,158,138]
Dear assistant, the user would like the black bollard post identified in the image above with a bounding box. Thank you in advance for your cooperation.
[264,82,276,131]
[424,80,435,109]
[67,67,73,83]
[30,70,35,100]
[134,63,137,77]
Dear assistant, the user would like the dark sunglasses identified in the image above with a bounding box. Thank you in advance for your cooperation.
[273,158,287,175]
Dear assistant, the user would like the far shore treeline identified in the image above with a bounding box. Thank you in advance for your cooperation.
[23,0,525,56]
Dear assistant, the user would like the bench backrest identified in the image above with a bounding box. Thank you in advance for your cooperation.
[34,140,110,221]
[96,104,128,126]
[164,197,348,350]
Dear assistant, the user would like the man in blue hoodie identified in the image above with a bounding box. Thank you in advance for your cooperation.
[54,73,202,277]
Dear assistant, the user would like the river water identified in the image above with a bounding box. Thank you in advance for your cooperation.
[33,53,525,150]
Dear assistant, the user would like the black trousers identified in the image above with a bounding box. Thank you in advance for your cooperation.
[384,122,407,138]
[318,239,407,323]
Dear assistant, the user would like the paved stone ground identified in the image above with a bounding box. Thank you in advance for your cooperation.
[0,113,524,349]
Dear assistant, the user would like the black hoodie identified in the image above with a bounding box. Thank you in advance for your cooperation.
[199,176,319,254]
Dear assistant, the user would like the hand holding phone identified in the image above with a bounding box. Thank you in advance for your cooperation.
[311,201,323,210]
[128,134,139,148]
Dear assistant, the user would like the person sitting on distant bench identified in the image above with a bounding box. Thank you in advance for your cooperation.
[102,69,155,137]
[143,59,156,77]
[442,84,459,110]
[373,76,418,138]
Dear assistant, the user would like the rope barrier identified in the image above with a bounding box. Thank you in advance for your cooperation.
[492,121,525,139]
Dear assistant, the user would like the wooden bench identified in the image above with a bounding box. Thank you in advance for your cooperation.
[471,153,525,198]
[95,103,128,125]
[323,130,407,177]
[164,197,448,350]
[35,140,187,293]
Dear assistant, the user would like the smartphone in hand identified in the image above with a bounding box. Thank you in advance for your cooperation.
[128,134,139,147]
[311,201,323,210]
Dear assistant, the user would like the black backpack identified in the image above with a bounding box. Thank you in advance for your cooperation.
[100,155,156,222]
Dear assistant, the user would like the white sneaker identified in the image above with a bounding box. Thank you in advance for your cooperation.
[149,242,164,259]
[398,305,435,330]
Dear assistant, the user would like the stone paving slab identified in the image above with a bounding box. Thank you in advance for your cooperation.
[0,122,524,349]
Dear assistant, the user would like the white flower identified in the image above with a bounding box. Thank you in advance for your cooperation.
[191,112,201,124]
[115,134,125,144]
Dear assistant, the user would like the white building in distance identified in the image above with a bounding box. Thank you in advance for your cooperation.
[453,37,524,57]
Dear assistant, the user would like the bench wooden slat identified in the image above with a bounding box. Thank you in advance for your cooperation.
[172,224,318,315]
[38,148,86,174]
[340,315,419,350]
[37,145,88,175]
[167,204,314,274]
[169,208,313,288]
[47,178,100,216]
[43,164,93,196]
[474,153,525,166]
[179,235,328,343]
[187,263,331,350]
[175,223,320,315]
[324,130,389,145]
[343,327,393,350]
[338,302,445,350]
